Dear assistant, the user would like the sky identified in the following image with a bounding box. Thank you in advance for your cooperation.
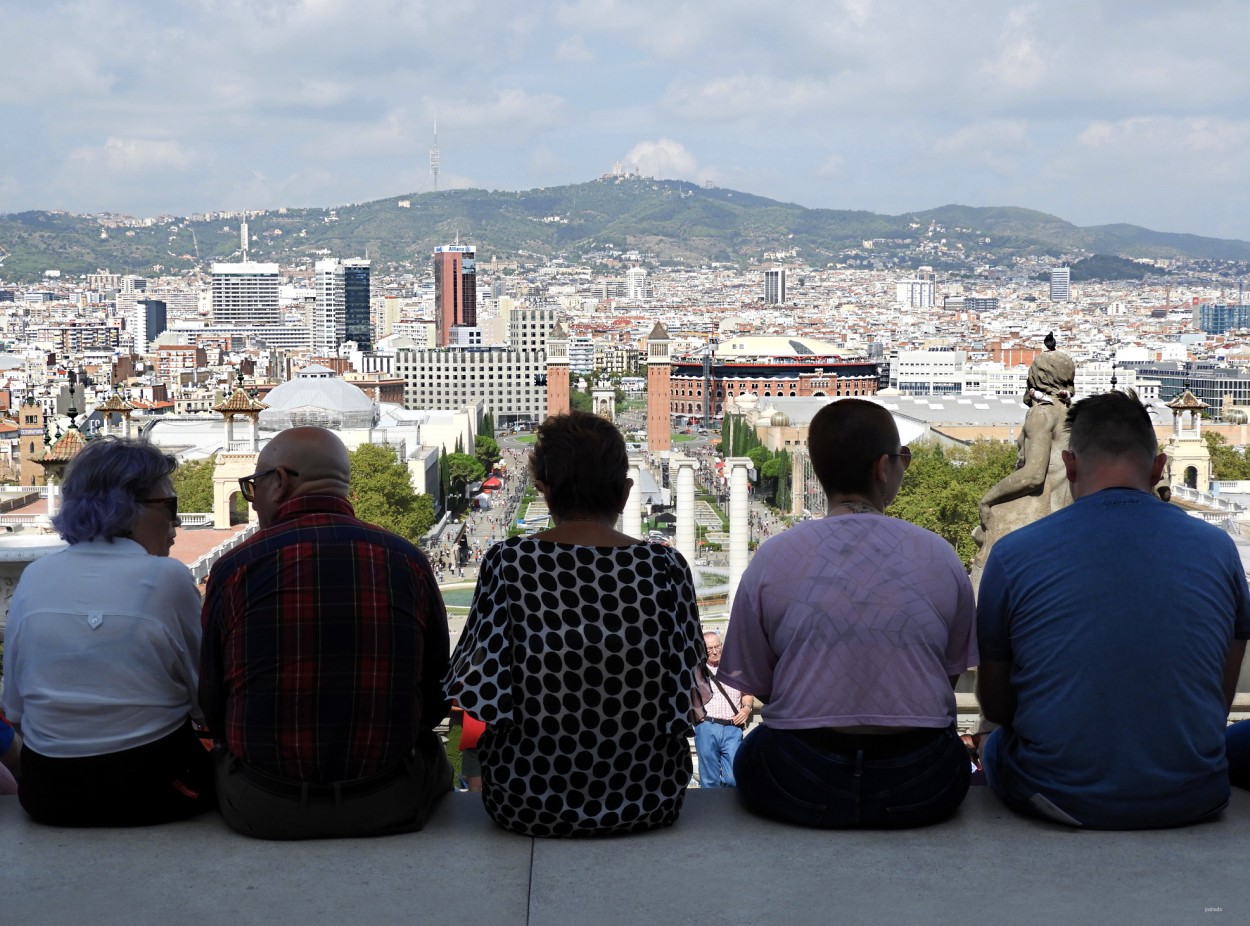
[3,0,1250,241]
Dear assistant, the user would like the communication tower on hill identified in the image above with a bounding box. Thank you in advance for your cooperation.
[430,118,440,192]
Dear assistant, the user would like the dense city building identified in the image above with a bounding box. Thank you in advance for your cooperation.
[433,245,476,347]
[211,262,280,325]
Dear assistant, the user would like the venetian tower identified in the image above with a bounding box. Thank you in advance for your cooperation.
[646,322,672,452]
[545,321,570,419]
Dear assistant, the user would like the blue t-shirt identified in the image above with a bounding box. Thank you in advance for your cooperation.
[978,487,1250,828]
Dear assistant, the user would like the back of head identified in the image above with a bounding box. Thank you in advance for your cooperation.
[1066,389,1157,466]
[531,411,628,520]
[807,399,899,497]
[263,426,352,496]
[53,436,177,544]
[1025,351,1077,405]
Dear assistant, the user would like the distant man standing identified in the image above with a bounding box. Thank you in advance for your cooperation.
[696,631,753,788]
[201,427,451,839]
[977,391,1250,829]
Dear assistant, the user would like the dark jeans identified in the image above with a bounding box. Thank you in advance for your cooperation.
[1227,720,1250,790]
[733,724,970,828]
[215,726,452,840]
[19,720,215,827]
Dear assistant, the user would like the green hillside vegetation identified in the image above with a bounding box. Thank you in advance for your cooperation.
[3,176,1249,282]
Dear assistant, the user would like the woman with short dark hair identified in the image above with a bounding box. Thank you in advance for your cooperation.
[446,411,709,836]
[3,437,213,826]
[719,399,977,828]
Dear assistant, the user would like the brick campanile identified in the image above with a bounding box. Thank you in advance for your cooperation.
[646,321,671,452]
[545,321,570,419]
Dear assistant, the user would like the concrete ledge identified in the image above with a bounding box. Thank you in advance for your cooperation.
[6,787,1248,925]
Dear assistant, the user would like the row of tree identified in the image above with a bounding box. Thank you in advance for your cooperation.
[721,414,793,512]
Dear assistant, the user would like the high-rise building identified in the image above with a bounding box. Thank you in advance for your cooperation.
[211,262,280,325]
[1050,267,1071,302]
[313,259,345,355]
[764,268,786,304]
[626,267,649,301]
[434,245,477,347]
[133,298,167,353]
[1195,303,1250,335]
[344,259,371,351]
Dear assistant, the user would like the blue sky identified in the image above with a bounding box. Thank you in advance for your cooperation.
[3,0,1250,240]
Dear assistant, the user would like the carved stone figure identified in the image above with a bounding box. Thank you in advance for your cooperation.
[971,349,1077,591]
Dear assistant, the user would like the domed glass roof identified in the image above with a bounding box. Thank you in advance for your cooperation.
[260,365,378,431]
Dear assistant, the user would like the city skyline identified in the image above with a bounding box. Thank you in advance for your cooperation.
[3,1,1250,240]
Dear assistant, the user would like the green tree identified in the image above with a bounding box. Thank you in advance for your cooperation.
[348,443,435,541]
[481,410,495,437]
[443,452,486,510]
[172,454,216,512]
[1204,431,1250,480]
[475,434,501,473]
[889,439,1019,566]
[570,388,592,412]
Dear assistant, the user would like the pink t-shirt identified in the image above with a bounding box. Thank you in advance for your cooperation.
[718,515,976,729]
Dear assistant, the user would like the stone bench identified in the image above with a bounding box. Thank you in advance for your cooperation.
[6,787,1247,925]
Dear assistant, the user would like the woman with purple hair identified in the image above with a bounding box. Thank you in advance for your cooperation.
[2,437,213,826]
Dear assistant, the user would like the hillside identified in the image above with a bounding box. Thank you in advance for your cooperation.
[2,176,1248,282]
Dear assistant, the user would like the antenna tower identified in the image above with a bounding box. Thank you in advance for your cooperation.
[429,117,440,192]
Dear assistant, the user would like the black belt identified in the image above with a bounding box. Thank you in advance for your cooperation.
[703,717,741,727]
[230,753,410,799]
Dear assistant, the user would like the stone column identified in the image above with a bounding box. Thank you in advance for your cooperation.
[673,455,697,564]
[45,479,58,521]
[622,456,643,539]
[727,456,751,608]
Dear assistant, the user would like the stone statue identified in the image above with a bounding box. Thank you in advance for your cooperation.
[971,348,1077,591]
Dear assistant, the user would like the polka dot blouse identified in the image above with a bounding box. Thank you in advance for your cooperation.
[445,537,708,837]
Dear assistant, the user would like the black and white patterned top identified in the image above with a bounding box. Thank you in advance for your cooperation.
[445,536,708,837]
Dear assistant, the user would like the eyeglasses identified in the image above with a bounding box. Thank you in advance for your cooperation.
[238,467,299,502]
[141,496,179,520]
[887,446,912,470]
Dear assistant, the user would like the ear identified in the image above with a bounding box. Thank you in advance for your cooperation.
[1062,449,1078,484]
[871,453,889,485]
[1150,451,1168,487]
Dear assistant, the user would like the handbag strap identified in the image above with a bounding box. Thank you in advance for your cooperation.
[709,673,741,715]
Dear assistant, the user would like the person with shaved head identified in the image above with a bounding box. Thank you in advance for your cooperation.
[201,427,451,839]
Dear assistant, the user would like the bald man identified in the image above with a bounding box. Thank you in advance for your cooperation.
[200,427,452,839]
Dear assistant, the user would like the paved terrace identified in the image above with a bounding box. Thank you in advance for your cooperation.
[5,787,1246,926]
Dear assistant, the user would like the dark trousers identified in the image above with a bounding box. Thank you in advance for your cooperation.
[215,726,453,840]
[733,724,970,829]
[19,720,215,827]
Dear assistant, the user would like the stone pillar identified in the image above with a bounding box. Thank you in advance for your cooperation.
[250,416,261,451]
[728,456,751,608]
[45,479,58,521]
[673,455,697,564]
[622,456,643,539]
[224,414,236,448]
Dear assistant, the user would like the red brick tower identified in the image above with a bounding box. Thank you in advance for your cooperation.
[646,322,671,452]
[545,321,570,420]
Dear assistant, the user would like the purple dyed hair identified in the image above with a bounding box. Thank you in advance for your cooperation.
[52,437,178,544]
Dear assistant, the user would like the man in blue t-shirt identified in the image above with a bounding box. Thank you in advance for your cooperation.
[977,390,1250,829]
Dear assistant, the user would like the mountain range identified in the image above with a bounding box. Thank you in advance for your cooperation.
[2,176,1248,282]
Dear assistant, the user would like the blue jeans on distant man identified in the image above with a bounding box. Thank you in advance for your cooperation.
[696,720,742,788]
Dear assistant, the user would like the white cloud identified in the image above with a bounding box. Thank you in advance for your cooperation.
[623,139,702,181]
[67,138,199,175]
[554,35,596,66]
[932,121,1032,175]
